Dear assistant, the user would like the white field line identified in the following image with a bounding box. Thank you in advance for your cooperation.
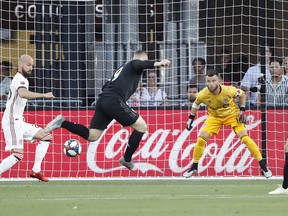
[36,194,288,200]
[0,176,283,182]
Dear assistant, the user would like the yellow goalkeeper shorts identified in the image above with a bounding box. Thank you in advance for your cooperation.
[201,115,246,136]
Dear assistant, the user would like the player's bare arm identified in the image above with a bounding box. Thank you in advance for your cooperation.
[17,87,55,100]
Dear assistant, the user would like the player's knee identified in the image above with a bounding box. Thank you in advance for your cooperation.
[87,133,100,142]
[137,122,147,133]
[239,134,249,142]
[41,133,53,142]
[12,152,24,161]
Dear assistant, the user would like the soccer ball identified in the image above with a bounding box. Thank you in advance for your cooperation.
[63,139,82,157]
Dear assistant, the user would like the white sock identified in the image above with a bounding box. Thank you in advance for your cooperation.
[0,155,19,175]
[32,141,50,173]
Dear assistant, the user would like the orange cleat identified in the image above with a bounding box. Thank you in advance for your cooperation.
[30,171,49,182]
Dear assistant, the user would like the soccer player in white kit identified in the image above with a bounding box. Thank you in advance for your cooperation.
[0,55,54,182]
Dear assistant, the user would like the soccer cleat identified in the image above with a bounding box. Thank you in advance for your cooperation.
[30,170,49,182]
[44,115,65,133]
[259,160,272,178]
[119,157,135,170]
[183,168,197,178]
[263,169,272,178]
[262,167,273,179]
[269,186,288,195]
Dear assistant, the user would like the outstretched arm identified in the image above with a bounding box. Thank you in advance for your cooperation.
[154,59,171,67]
[132,59,171,71]
[17,87,55,100]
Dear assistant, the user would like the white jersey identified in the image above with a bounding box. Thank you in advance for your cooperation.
[2,72,28,122]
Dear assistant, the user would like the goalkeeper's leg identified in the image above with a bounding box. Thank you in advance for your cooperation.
[238,132,272,178]
[183,131,210,178]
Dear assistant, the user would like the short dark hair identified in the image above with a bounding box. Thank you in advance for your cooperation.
[270,57,282,65]
[134,50,146,56]
[220,48,231,55]
[192,57,206,66]
[2,61,12,71]
[206,69,218,77]
[188,84,198,90]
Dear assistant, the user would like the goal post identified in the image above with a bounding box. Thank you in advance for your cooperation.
[0,0,288,179]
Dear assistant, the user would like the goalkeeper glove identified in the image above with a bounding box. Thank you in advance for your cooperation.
[186,114,195,131]
[238,106,247,124]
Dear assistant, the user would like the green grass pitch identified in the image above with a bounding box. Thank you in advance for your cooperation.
[0,179,286,216]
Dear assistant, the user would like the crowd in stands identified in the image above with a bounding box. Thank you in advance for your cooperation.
[2,47,288,109]
[186,46,288,108]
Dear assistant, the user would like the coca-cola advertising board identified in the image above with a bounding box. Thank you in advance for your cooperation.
[0,109,287,178]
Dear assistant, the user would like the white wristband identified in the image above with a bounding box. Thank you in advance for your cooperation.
[192,102,200,109]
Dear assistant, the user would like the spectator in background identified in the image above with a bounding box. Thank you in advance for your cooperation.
[282,57,288,77]
[216,49,240,86]
[0,62,12,101]
[127,82,141,107]
[2,61,13,75]
[265,58,288,107]
[140,70,168,106]
[216,49,233,85]
[240,46,272,107]
[234,54,249,86]
[182,84,198,107]
[189,57,206,91]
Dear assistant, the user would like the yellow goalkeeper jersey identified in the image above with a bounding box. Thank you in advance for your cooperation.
[195,85,242,117]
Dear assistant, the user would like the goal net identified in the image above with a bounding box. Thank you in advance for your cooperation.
[0,0,287,179]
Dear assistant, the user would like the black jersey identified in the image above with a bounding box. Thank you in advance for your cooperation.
[101,59,155,101]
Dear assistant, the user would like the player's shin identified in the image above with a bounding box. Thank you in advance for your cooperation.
[123,130,145,162]
[0,152,23,175]
[240,134,262,161]
[32,134,52,173]
[61,120,90,140]
[193,136,208,163]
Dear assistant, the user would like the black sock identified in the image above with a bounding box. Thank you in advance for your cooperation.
[189,163,198,171]
[259,159,268,172]
[61,120,89,140]
[124,130,144,162]
[282,152,288,189]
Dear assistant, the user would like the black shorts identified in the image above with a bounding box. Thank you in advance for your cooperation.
[90,96,139,130]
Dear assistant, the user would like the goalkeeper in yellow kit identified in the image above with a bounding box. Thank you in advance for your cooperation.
[183,69,272,178]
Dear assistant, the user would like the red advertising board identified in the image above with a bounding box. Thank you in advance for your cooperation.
[0,109,287,178]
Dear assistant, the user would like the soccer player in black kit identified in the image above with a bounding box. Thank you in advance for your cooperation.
[44,51,171,170]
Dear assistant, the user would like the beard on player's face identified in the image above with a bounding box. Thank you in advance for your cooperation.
[207,84,218,93]
[22,67,32,77]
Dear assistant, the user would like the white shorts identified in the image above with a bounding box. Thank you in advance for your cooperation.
[2,119,42,151]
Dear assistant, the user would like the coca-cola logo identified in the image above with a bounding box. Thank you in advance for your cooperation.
[87,114,262,175]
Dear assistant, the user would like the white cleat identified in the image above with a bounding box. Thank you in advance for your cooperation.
[183,169,197,178]
[44,115,65,133]
[262,168,273,179]
[269,186,288,195]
